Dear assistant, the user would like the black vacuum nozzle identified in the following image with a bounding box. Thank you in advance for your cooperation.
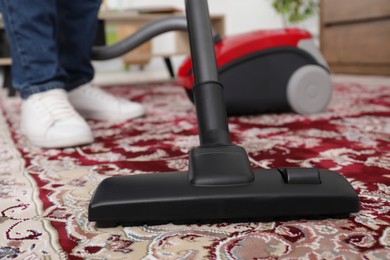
[89,168,359,227]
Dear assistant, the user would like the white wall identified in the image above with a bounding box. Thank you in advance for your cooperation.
[108,0,319,35]
[104,0,319,73]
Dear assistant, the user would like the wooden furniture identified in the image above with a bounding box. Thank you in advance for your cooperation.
[116,24,153,67]
[320,0,390,75]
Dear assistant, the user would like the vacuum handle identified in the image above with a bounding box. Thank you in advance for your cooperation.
[185,0,218,83]
[185,0,231,145]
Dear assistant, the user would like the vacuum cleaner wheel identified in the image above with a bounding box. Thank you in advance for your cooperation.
[287,65,332,115]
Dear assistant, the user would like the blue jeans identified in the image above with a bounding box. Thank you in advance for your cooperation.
[0,0,101,99]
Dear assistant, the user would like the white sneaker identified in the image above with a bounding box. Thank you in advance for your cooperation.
[21,89,94,148]
[68,83,145,122]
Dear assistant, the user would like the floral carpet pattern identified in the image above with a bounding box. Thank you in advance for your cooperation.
[0,78,389,259]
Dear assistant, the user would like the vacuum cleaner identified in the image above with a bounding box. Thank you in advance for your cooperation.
[89,0,359,227]
[178,29,332,116]
[92,14,332,117]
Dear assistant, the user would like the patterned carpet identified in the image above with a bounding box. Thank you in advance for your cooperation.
[0,77,389,259]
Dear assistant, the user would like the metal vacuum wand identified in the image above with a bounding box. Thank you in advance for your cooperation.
[185,0,231,146]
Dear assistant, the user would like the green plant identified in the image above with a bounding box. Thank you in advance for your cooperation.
[272,0,318,26]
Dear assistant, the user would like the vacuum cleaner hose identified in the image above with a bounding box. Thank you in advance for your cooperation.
[92,16,188,60]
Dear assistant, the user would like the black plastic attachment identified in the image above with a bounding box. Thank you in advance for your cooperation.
[279,168,322,184]
[189,145,254,186]
[89,169,359,227]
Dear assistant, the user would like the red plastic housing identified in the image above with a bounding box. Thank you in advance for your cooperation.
[177,28,312,90]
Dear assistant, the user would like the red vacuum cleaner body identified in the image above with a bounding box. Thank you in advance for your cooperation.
[178,29,332,116]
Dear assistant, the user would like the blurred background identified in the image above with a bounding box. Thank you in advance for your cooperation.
[1,0,389,89]
[92,0,321,84]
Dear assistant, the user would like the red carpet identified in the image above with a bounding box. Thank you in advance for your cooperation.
[0,79,389,259]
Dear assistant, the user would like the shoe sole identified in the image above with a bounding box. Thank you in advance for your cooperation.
[77,108,145,122]
[28,134,94,149]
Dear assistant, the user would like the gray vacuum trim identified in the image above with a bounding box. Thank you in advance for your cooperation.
[298,39,329,70]
[287,65,332,114]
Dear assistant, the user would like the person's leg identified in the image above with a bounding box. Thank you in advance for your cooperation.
[57,0,101,90]
[0,0,67,99]
[58,0,145,121]
[0,0,94,148]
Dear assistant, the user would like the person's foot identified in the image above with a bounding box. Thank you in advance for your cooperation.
[68,83,145,122]
[21,89,94,148]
